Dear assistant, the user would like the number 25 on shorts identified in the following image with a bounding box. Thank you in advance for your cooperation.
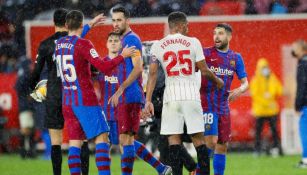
[203,112,218,136]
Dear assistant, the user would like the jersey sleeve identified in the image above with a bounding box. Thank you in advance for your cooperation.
[194,38,205,62]
[29,41,49,90]
[79,40,124,73]
[235,53,247,79]
[81,24,90,38]
[123,35,142,59]
[149,43,159,64]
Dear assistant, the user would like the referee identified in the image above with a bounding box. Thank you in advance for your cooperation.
[29,8,104,175]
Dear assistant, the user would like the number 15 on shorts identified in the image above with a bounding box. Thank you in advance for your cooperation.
[203,112,218,136]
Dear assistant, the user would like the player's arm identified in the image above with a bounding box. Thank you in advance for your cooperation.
[196,60,224,89]
[295,66,307,111]
[144,61,159,117]
[82,41,135,73]
[229,54,249,102]
[81,14,106,38]
[29,42,47,91]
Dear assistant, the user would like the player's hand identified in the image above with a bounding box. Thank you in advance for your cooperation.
[216,77,224,89]
[121,45,136,58]
[89,13,106,28]
[108,86,124,107]
[228,88,242,102]
[30,90,46,102]
[144,101,154,117]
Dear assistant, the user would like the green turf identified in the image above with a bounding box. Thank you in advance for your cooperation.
[0,153,306,175]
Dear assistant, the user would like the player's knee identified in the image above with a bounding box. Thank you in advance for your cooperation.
[191,133,205,147]
[168,134,181,145]
[215,142,228,154]
[119,133,134,145]
[95,133,109,144]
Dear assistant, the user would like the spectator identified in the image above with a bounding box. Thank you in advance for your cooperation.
[15,56,36,159]
[0,44,17,73]
[245,0,258,14]
[250,58,283,157]
[269,0,288,14]
[199,0,246,16]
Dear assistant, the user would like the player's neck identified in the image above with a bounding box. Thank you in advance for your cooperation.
[55,26,67,33]
[108,52,118,59]
[216,46,229,53]
[122,27,131,37]
[68,30,81,37]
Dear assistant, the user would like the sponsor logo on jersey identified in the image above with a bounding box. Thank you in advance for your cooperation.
[64,85,77,90]
[210,66,234,76]
[105,75,118,84]
[90,49,99,58]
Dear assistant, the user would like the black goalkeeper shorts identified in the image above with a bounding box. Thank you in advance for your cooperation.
[45,98,64,129]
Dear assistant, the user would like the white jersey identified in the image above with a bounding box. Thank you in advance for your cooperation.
[150,33,205,104]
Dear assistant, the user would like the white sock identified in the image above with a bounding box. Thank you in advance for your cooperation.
[302,158,307,164]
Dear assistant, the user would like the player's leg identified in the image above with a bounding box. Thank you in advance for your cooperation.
[68,140,83,175]
[80,141,89,175]
[268,116,281,156]
[161,101,184,175]
[19,110,35,158]
[298,108,307,167]
[184,101,209,175]
[212,115,231,175]
[254,117,264,155]
[72,106,111,175]
[63,105,86,175]
[203,112,219,157]
[118,103,143,175]
[134,140,172,174]
[49,129,63,175]
[46,101,65,175]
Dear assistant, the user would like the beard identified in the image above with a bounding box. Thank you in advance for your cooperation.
[215,40,229,50]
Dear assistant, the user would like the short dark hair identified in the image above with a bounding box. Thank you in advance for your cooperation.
[107,32,121,39]
[53,8,68,27]
[112,6,130,18]
[66,10,83,31]
[168,11,187,28]
[215,23,233,33]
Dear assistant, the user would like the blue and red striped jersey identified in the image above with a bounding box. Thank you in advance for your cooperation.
[118,31,145,104]
[98,56,119,121]
[200,47,247,115]
[54,35,124,106]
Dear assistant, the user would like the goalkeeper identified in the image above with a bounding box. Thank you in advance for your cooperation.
[28,8,105,175]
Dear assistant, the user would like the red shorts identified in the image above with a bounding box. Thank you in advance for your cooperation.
[217,114,231,143]
[62,105,109,140]
[117,103,142,134]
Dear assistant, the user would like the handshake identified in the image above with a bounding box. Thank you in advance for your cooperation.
[30,80,47,102]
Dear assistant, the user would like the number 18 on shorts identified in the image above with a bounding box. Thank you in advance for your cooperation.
[204,112,218,136]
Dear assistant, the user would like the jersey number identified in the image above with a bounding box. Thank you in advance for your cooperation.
[163,50,192,77]
[203,113,214,124]
[55,55,77,82]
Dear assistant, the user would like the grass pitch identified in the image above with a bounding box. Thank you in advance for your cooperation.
[0,153,306,175]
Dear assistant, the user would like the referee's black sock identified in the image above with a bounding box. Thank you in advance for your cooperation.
[169,144,183,175]
[196,144,210,175]
[81,141,90,175]
[180,145,197,172]
[51,145,62,175]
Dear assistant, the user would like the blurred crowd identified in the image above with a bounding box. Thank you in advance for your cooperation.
[0,0,306,67]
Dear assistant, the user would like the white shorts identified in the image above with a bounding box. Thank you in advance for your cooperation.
[160,100,204,135]
[19,111,34,128]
